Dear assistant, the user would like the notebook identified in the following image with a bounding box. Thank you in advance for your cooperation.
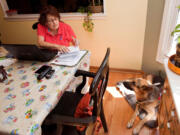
[51,49,87,66]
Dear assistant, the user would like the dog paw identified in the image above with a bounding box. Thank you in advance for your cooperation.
[127,121,133,129]
[132,128,139,135]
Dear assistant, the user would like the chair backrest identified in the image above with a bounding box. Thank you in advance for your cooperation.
[32,22,39,30]
[89,48,110,116]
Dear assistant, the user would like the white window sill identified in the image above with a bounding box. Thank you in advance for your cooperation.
[3,12,107,21]
[164,58,180,123]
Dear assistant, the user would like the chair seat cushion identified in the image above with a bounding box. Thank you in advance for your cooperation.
[52,91,83,116]
[74,93,92,118]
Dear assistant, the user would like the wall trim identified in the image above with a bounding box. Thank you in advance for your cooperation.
[0,0,107,21]
[90,66,144,74]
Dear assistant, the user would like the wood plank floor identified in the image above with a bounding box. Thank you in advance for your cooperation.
[43,70,159,135]
[90,70,159,135]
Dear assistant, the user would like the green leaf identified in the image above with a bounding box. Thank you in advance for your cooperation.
[174,24,180,30]
[77,7,84,13]
[87,11,92,16]
[171,30,180,36]
[174,30,180,33]
[177,5,180,9]
[177,36,180,43]
[82,11,94,32]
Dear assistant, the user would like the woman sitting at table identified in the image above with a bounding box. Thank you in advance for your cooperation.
[37,5,78,53]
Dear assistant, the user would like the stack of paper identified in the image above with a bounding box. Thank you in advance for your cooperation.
[0,58,16,67]
[68,46,80,53]
[51,46,87,66]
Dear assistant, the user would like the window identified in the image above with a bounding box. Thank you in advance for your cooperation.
[156,0,180,63]
[169,12,180,56]
[0,0,106,20]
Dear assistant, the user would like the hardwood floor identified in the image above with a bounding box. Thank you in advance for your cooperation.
[43,69,159,135]
[91,70,159,135]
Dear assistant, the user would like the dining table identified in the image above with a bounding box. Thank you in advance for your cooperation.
[0,51,90,135]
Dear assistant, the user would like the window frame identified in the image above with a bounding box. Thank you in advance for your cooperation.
[156,0,180,64]
[0,0,107,20]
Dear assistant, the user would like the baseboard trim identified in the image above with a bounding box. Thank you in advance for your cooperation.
[90,66,144,74]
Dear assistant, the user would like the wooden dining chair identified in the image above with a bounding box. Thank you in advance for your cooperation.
[45,48,110,135]
[0,66,7,82]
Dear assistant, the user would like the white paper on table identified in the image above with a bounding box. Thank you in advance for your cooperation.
[57,46,80,56]
[68,46,80,53]
[51,50,87,66]
[0,58,16,67]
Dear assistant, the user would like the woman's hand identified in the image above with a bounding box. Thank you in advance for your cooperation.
[38,36,70,53]
[55,45,69,53]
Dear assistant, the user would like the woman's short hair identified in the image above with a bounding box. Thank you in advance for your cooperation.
[39,5,60,26]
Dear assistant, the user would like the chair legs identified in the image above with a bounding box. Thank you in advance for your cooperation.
[100,104,108,133]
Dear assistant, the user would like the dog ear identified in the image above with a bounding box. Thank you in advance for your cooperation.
[141,85,153,91]
[123,81,134,90]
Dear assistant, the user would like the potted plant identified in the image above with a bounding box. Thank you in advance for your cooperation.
[88,0,103,13]
[83,11,94,32]
[168,6,180,73]
[171,23,180,68]
[78,7,94,32]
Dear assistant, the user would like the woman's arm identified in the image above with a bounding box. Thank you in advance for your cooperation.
[65,23,79,46]
[70,37,80,46]
[37,36,69,53]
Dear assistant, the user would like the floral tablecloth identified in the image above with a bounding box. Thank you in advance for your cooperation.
[0,51,90,135]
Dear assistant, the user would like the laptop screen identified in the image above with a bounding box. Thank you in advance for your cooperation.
[1,44,57,62]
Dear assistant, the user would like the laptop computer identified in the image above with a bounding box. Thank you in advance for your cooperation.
[1,44,58,62]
